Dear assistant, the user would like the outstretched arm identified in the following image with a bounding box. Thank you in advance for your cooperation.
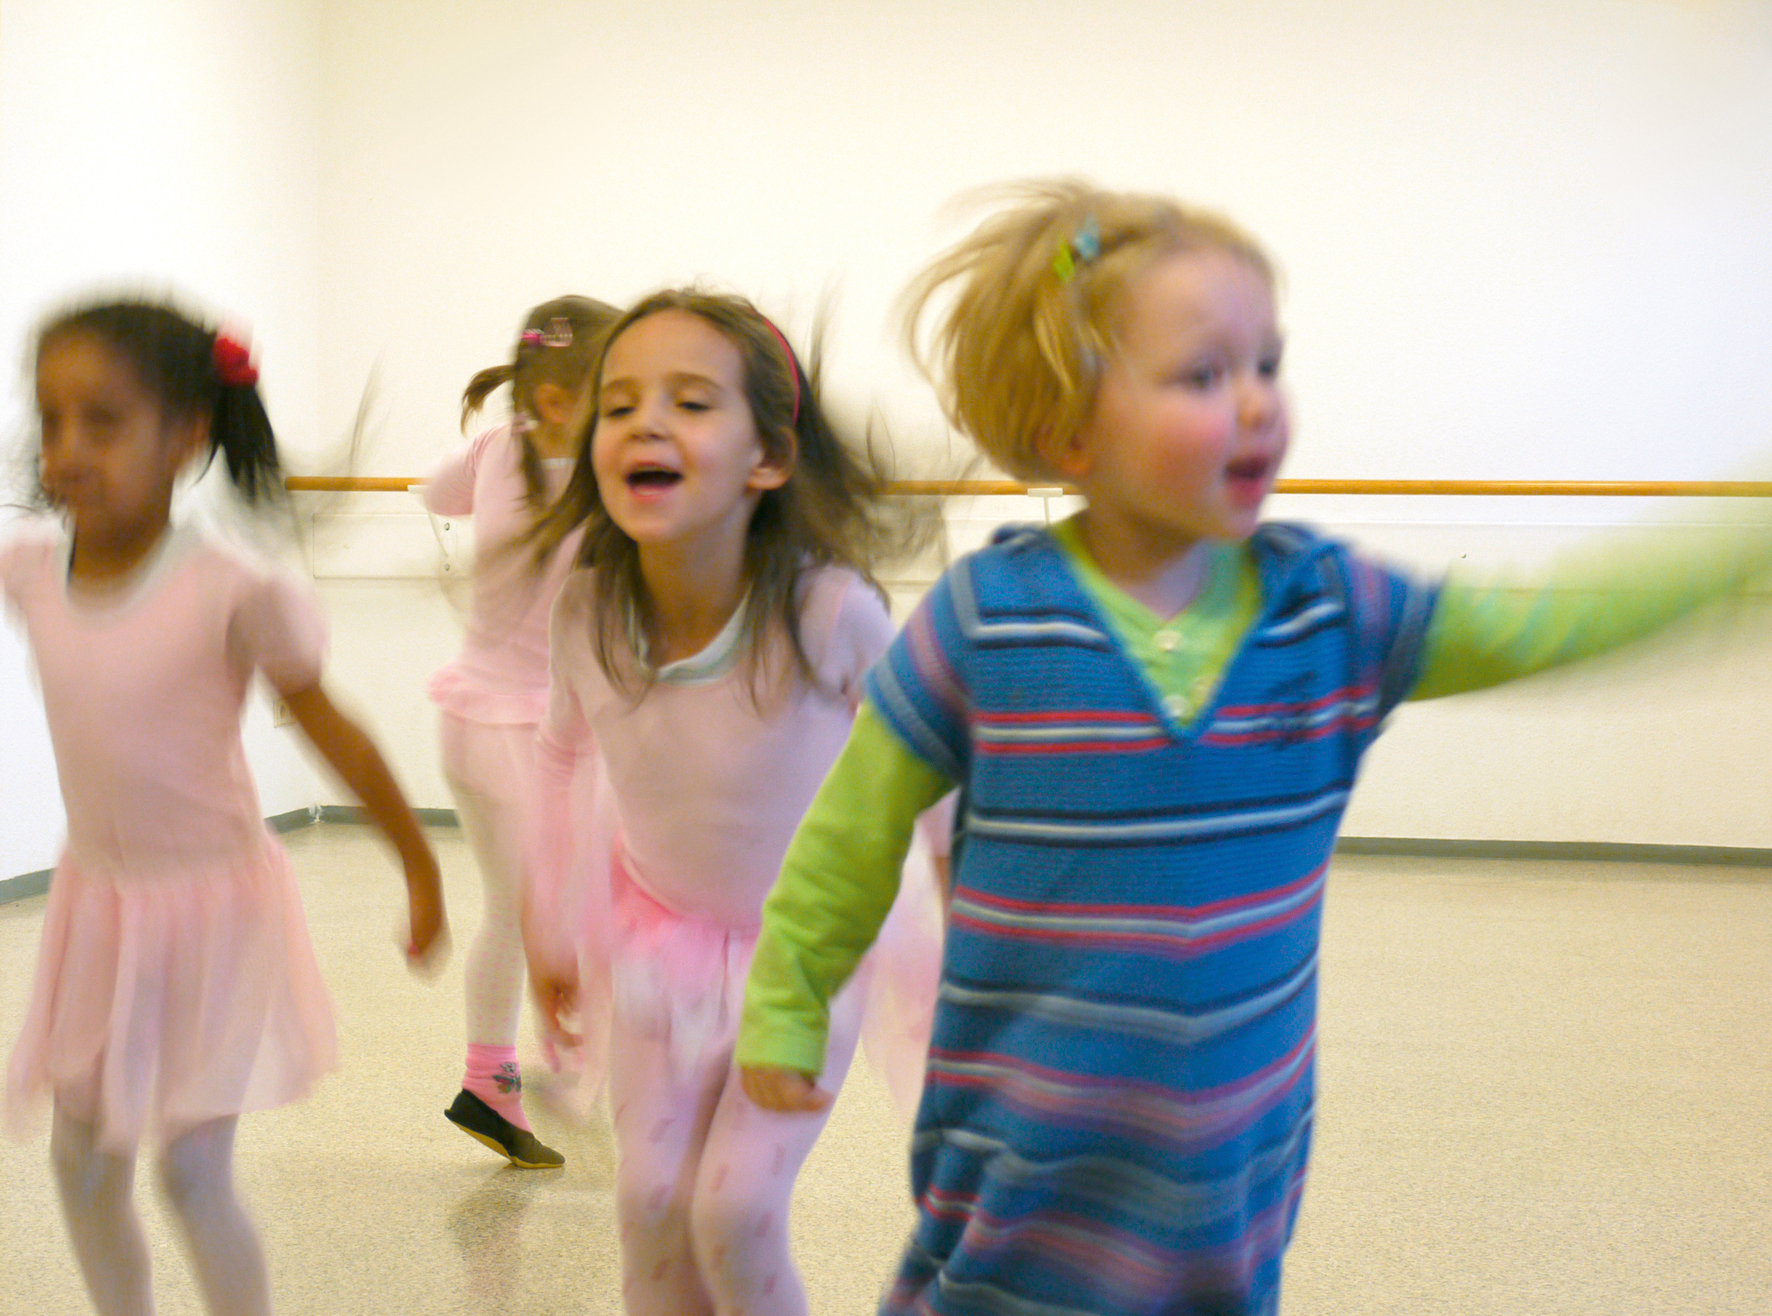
[738,701,952,1112]
[281,683,447,965]
[1412,517,1772,700]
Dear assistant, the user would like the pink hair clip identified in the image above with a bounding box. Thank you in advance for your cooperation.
[521,317,574,350]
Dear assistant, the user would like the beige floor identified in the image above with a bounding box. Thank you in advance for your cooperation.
[1,827,1768,1315]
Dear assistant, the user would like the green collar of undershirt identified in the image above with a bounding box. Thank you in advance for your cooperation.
[1049,514,1262,715]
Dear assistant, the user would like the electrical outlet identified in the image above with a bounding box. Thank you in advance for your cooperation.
[273,698,296,727]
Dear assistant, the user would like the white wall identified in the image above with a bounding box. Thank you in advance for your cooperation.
[304,0,1772,846]
[0,0,328,876]
[6,0,1772,874]
[311,0,1772,483]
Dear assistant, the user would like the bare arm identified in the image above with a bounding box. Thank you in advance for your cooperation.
[281,682,447,964]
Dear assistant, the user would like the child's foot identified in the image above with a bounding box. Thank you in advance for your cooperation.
[444,1089,565,1168]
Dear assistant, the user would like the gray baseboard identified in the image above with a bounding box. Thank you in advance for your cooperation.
[314,805,460,828]
[1333,835,1772,869]
[267,807,321,833]
[0,869,51,903]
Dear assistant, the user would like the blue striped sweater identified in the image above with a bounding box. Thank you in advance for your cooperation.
[865,523,1438,1316]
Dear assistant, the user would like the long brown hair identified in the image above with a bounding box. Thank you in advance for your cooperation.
[460,295,619,510]
[528,289,905,697]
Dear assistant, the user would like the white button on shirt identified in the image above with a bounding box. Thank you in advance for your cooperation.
[1163,693,1191,719]
[1155,629,1181,653]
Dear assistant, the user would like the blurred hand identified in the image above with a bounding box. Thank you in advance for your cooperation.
[530,963,583,1048]
[404,864,449,972]
[740,1064,833,1113]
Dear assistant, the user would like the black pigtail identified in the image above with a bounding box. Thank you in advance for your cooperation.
[211,370,286,507]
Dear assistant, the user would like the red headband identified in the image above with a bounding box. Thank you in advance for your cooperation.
[761,319,801,426]
[212,332,258,388]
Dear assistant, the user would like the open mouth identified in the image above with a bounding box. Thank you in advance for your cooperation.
[1225,457,1272,485]
[625,466,683,491]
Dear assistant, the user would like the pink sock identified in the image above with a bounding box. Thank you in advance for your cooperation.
[464,1044,530,1130]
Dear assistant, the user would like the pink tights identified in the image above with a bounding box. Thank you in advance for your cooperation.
[441,716,537,1057]
[443,713,617,1112]
[608,981,866,1316]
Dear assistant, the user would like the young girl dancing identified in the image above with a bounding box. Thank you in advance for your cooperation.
[3,299,447,1316]
[523,289,942,1316]
[736,181,1772,1316]
[426,295,619,1168]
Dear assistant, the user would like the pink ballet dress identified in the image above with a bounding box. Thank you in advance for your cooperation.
[2,521,337,1151]
[424,423,582,726]
[530,565,944,1117]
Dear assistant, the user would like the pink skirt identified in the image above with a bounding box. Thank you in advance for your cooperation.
[6,837,337,1152]
[554,838,944,1123]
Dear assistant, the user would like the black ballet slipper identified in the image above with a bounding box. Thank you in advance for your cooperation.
[444,1088,565,1169]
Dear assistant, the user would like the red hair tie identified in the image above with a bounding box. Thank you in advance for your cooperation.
[213,332,259,388]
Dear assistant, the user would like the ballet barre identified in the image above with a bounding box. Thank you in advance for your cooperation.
[284,476,1772,498]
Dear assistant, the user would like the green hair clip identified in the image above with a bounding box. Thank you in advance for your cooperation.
[1053,217,1102,282]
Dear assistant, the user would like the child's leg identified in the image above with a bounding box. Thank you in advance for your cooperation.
[689,976,868,1316]
[442,717,539,1129]
[157,1116,269,1316]
[49,1101,154,1316]
[608,1015,728,1316]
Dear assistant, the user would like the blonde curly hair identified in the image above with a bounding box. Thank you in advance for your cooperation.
[902,179,1276,482]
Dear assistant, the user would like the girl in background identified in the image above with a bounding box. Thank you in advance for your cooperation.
[426,295,619,1169]
[524,289,942,1316]
[737,180,1772,1316]
[3,299,445,1316]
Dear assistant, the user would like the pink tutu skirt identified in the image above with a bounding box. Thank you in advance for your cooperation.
[6,837,337,1152]
[554,837,943,1122]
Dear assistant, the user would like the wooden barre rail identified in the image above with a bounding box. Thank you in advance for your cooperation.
[284,476,1772,498]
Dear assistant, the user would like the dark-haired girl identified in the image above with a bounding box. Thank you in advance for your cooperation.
[425,295,619,1168]
[522,290,944,1316]
[2,299,445,1316]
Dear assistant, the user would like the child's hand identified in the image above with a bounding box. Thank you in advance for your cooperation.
[404,859,449,970]
[740,1064,833,1114]
[530,963,583,1048]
